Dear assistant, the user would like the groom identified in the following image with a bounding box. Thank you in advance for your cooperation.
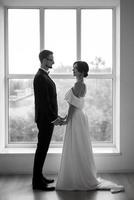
[32,50,62,191]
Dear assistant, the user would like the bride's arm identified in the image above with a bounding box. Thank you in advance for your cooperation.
[62,104,75,125]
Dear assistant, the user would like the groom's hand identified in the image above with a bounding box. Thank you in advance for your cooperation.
[52,117,63,126]
[52,115,67,126]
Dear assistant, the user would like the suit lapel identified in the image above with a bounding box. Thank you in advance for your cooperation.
[38,68,56,88]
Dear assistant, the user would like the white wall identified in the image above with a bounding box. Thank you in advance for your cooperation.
[119,0,134,171]
[0,0,134,174]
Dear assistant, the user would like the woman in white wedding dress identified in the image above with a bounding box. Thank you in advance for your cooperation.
[56,61,124,193]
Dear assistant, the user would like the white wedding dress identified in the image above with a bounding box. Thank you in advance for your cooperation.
[56,88,124,192]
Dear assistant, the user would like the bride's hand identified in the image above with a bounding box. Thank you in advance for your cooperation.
[61,120,68,125]
[58,115,67,121]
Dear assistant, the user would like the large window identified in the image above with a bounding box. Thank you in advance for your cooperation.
[7,8,115,147]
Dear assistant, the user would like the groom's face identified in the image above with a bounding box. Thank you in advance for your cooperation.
[46,54,54,69]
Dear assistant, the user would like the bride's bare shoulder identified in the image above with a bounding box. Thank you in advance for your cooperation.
[72,82,86,98]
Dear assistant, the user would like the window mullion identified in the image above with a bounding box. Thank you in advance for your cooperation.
[5,8,9,148]
[40,8,44,50]
[87,74,114,79]
[77,8,81,60]
[112,7,116,77]
[112,8,116,147]
[8,74,35,79]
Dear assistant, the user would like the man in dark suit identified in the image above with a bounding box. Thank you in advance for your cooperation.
[32,50,61,191]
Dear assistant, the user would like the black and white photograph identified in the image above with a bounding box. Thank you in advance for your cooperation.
[0,0,134,199]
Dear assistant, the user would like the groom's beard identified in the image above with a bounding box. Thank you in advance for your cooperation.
[46,65,52,69]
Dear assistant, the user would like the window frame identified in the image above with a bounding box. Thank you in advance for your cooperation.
[5,6,119,150]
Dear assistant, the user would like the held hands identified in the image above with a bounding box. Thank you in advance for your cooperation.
[59,115,68,126]
[53,115,68,126]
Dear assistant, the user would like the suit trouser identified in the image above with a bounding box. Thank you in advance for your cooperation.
[33,119,54,182]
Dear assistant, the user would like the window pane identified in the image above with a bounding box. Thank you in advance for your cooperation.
[84,79,113,142]
[9,78,112,143]
[8,9,40,74]
[81,9,112,73]
[44,9,76,73]
[9,79,37,142]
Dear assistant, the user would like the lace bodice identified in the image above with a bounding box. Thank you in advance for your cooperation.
[64,88,84,109]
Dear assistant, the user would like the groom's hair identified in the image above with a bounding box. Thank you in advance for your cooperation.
[39,50,53,64]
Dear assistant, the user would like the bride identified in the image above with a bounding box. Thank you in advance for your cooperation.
[56,61,124,193]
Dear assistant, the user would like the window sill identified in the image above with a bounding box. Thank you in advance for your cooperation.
[0,146,121,156]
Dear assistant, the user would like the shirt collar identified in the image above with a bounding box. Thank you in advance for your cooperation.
[40,67,49,74]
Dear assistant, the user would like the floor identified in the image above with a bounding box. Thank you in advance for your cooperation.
[0,173,134,200]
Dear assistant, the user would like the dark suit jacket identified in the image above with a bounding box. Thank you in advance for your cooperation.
[33,68,58,123]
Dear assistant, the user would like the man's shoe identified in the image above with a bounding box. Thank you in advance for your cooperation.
[42,176,54,184]
[32,183,55,191]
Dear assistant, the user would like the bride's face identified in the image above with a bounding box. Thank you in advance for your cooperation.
[73,64,79,76]
[73,64,82,78]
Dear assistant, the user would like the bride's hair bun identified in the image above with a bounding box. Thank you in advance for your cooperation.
[73,61,89,77]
